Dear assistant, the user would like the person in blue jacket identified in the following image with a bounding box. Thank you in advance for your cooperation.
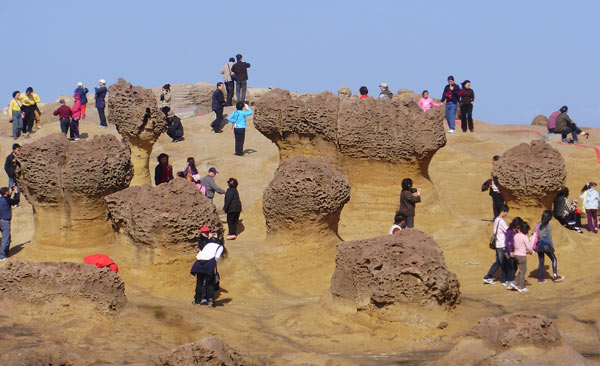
[227,102,253,156]
[95,79,108,128]
[441,75,461,133]
[74,82,89,120]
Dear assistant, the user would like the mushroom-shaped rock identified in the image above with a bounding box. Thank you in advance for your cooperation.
[0,260,126,313]
[330,230,460,310]
[263,157,350,244]
[337,86,352,97]
[532,114,548,126]
[18,133,133,247]
[108,78,167,186]
[105,178,222,249]
[493,140,566,211]
[428,313,591,366]
[159,338,254,366]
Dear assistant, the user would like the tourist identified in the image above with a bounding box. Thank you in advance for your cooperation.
[53,99,72,136]
[483,204,509,285]
[512,221,534,292]
[389,213,407,234]
[95,79,108,128]
[74,82,89,120]
[0,186,20,261]
[201,168,225,203]
[190,231,224,307]
[159,84,171,117]
[83,254,119,273]
[166,111,184,142]
[183,157,199,178]
[70,93,82,140]
[505,217,523,289]
[231,54,251,103]
[535,210,564,283]
[555,106,589,143]
[459,80,475,132]
[221,57,236,106]
[547,108,560,133]
[211,82,226,133]
[197,226,212,249]
[553,187,583,233]
[418,90,441,112]
[228,102,253,156]
[20,94,36,136]
[359,86,369,99]
[481,156,505,219]
[398,178,421,228]
[378,82,393,99]
[4,144,20,208]
[22,87,41,130]
[223,178,242,240]
[580,182,599,233]
[8,91,23,140]
[154,153,173,186]
[441,75,461,133]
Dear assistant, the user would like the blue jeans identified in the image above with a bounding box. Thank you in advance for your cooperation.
[0,220,11,259]
[12,110,23,139]
[8,178,16,190]
[97,107,107,126]
[235,80,247,103]
[485,247,508,282]
[445,102,457,130]
[561,124,582,142]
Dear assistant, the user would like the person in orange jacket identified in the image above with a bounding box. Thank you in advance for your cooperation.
[84,254,119,273]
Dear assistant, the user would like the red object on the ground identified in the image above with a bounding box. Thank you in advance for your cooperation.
[84,254,119,273]
[196,113,205,117]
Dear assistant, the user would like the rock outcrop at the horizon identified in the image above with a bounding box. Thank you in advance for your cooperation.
[428,313,592,366]
[532,114,548,126]
[263,157,350,244]
[108,78,167,186]
[330,230,460,310]
[0,260,127,313]
[17,133,133,247]
[159,338,255,366]
[493,140,566,211]
[105,178,222,249]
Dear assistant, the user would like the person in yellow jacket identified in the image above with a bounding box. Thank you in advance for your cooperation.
[21,87,41,130]
[8,91,23,140]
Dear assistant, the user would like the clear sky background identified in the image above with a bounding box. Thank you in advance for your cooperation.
[2,0,599,127]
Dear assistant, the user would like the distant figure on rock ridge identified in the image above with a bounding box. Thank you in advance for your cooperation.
[70,93,82,140]
[154,153,174,186]
[95,79,108,128]
[8,91,23,139]
[53,99,72,136]
[441,75,461,133]
[221,57,236,106]
[231,54,251,103]
[459,80,475,132]
[211,82,226,133]
[418,90,441,112]
[166,111,184,142]
[74,82,89,120]
[228,102,253,156]
[378,82,393,99]
[554,106,588,143]
[359,86,369,99]
[21,87,41,131]
[397,178,421,228]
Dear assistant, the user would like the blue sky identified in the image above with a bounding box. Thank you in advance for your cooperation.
[2,0,599,127]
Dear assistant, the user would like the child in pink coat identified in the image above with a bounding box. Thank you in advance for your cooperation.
[513,221,534,292]
[70,93,82,140]
[418,90,441,112]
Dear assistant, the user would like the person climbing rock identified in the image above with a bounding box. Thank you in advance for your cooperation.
[154,153,174,186]
[84,254,119,273]
[223,178,242,240]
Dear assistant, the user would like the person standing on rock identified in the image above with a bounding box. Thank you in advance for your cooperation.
[231,54,251,103]
[211,82,226,133]
[378,83,393,99]
[201,168,225,203]
[191,232,224,307]
[535,210,564,283]
[580,182,599,233]
[4,144,21,209]
[53,99,72,136]
[20,94,37,137]
[0,186,20,261]
[154,153,174,186]
[555,106,589,143]
[74,82,89,120]
[398,178,421,228]
[228,102,253,156]
[8,91,23,140]
[459,80,475,132]
[95,79,108,128]
[441,75,461,133]
[166,111,184,142]
[159,84,171,118]
[359,86,369,99]
[70,93,82,140]
[483,204,509,285]
[223,178,242,240]
[21,87,41,130]
[221,57,236,106]
[418,90,441,112]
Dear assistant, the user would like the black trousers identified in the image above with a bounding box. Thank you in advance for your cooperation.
[195,273,215,302]
[227,211,240,235]
[225,81,234,106]
[23,113,35,133]
[460,104,474,132]
[211,108,223,131]
[538,252,558,279]
[97,107,107,126]
[491,191,505,218]
[161,106,170,118]
[234,128,245,155]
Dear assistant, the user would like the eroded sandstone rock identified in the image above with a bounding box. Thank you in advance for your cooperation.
[337,86,352,97]
[0,260,126,313]
[18,133,133,246]
[105,178,222,248]
[532,114,548,126]
[159,338,254,366]
[330,230,460,310]
[108,78,166,186]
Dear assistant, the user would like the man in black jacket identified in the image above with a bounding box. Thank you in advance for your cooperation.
[166,111,184,142]
[4,144,21,208]
[211,82,226,133]
[0,186,20,260]
[231,54,251,103]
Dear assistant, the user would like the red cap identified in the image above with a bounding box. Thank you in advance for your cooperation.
[200,226,210,233]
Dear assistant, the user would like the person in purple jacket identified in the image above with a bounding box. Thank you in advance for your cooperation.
[441,75,461,134]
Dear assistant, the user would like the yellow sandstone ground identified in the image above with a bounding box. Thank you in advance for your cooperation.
[1,104,599,365]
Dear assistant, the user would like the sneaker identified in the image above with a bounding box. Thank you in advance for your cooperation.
[538,279,547,283]
[74,138,80,141]
[192,300,202,306]
[448,129,455,134]
[552,275,565,282]
[517,287,529,293]
[226,235,237,240]
[507,282,518,290]
[14,205,22,208]
[98,125,107,129]
[208,300,216,308]
[501,282,508,287]
[482,278,496,284]
[0,258,7,261]
[561,139,569,143]
[200,299,208,305]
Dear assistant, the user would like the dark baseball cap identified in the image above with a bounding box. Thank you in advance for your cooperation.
[208,167,219,174]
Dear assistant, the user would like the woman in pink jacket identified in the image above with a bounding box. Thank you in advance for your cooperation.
[70,93,82,140]
[418,90,441,112]
[512,221,534,292]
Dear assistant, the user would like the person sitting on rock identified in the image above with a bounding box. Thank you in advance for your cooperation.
[154,153,174,186]
[378,82,393,99]
[166,111,184,143]
[191,231,225,307]
[553,187,582,233]
[397,178,421,228]
[359,86,369,100]
[201,167,225,203]
[389,213,406,234]
[83,254,119,273]
[181,157,205,194]
[547,108,561,133]
[223,178,242,240]
[555,106,589,143]
[418,90,441,112]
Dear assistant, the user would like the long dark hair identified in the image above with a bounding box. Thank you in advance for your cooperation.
[540,210,553,230]
[401,178,413,190]
[187,157,197,174]
[509,217,523,230]
[520,222,531,235]
[227,177,238,188]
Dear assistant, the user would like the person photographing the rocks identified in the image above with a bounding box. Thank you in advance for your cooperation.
[0,186,20,261]
[227,102,253,156]
[398,178,421,228]
[95,79,108,128]
[231,54,251,103]
[74,82,89,120]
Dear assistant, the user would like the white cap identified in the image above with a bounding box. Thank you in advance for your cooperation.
[99,79,106,84]
[379,82,388,88]
[77,82,83,87]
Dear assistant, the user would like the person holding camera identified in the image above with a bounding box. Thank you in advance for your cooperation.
[397,178,421,228]
[159,84,171,118]
[0,186,20,260]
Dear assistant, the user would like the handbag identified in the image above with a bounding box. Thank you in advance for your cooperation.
[489,219,500,250]
[535,237,552,253]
